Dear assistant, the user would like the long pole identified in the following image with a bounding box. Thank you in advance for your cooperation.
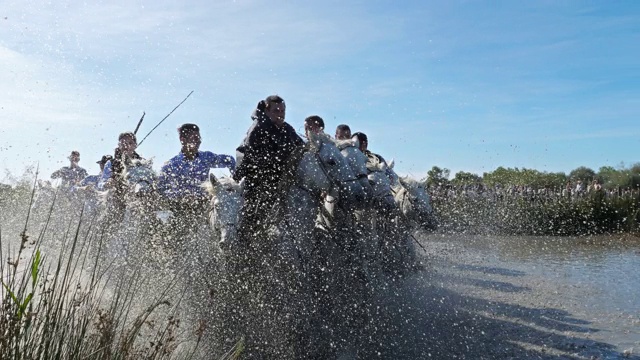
[138,90,194,146]
[133,112,145,135]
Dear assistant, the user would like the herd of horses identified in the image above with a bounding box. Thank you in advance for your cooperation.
[33,131,438,357]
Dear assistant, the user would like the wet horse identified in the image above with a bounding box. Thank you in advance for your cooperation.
[391,175,438,232]
[277,132,367,267]
[203,175,243,255]
[99,158,160,262]
[229,131,368,358]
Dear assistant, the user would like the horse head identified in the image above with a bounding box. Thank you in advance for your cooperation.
[335,138,373,206]
[204,174,242,251]
[396,176,438,231]
[305,132,367,208]
[124,158,157,196]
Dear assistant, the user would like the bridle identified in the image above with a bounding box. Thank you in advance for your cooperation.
[313,140,360,193]
[291,140,360,200]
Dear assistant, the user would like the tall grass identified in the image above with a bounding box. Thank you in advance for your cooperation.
[0,176,208,359]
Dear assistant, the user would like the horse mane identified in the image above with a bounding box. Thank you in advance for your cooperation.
[334,138,359,150]
[400,176,421,188]
[218,176,242,191]
[366,154,387,172]
[308,131,334,150]
[396,176,424,193]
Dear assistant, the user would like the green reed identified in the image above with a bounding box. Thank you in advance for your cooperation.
[0,176,209,360]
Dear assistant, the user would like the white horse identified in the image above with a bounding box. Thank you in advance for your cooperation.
[359,156,429,277]
[277,132,367,265]
[319,138,372,230]
[98,158,157,203]
[314,138,382,353]
[391,176,438,232]
[123,158,157,198]
[321,151,397,269]
[221,132,367,357]
[335,138,372,203]
[366,156,397,214]
[99,158,160,261]
[203,175,243,254]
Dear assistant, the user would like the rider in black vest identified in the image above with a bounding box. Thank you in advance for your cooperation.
[233,95,304,243]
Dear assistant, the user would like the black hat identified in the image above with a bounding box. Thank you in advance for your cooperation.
[97,155,113,164]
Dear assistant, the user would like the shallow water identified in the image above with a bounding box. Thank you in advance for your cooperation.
[426,233,640,355]
[3,191,640,358]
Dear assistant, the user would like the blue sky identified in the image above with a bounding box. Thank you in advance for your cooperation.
[1,0,639,182]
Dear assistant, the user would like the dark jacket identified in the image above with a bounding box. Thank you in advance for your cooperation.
[110,148,142,182]
[234,101,304,193]
[109,148,143,204]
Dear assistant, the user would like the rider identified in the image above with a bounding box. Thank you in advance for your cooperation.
[304,115,325,138]
[79,155,112,188]
[104,132,143,220]
[352,131,399,189]
[157,123,236,214]
[51,151,88,188]
[233,95,304,243]
[335,124,351,140]
[352,132,386,163]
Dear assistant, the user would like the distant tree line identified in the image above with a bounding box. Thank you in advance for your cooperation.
[424,163,640,236]
[425,163,640,191]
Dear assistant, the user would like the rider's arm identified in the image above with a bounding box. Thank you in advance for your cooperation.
[203,151,236,174]
[51,168,63,179]
[78,175,96,187]
[233,121,264,181]
[79,168,88,181]
[97,161,112,190]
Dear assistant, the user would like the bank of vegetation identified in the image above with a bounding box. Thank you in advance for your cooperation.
[426,163,640,236]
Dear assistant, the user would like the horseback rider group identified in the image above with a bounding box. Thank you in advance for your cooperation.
[47,94,411,358]
[50,94,395,238]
